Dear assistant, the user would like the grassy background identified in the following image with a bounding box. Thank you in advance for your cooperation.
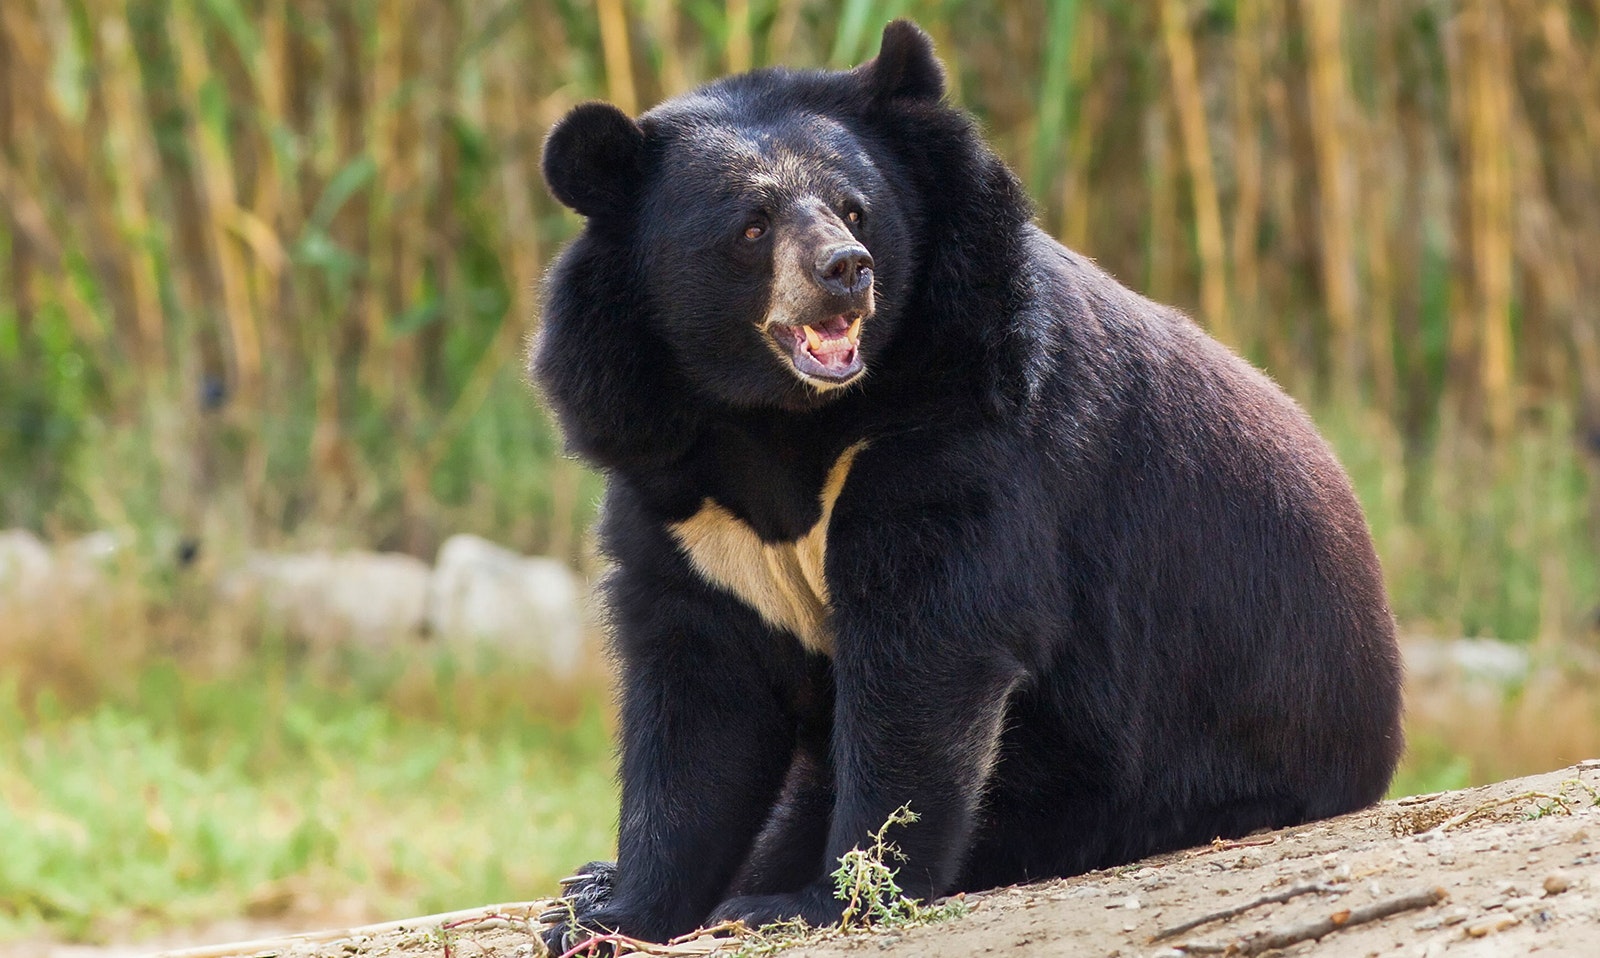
[2,0,1599,945]
[0,593,617,943]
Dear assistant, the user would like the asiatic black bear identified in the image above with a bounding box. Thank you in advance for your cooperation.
[533,20,1403,949]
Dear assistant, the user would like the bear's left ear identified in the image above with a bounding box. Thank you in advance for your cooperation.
[856,20,945,103]
[542,102,647,220]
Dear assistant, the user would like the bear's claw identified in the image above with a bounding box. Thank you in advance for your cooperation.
[541,860,620,953]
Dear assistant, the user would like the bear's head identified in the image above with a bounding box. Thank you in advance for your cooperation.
[540,21,947,410]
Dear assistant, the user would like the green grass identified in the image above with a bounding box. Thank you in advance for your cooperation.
[0,607,1570,945]
[1319,405,1599,646]
[0,647,615,944]
[1388,730,1475,798]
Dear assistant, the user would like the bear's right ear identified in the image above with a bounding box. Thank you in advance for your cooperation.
[857,20,945,103]
[542,102,646,220]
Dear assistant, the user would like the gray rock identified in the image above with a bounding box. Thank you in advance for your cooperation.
[221,550,432,648]
[426,534,585,674]
[1402,637,1530,686]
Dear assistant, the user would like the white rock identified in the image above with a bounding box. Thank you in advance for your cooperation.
[222,550,432,648]
[66,530,122,565]
[426,534,585,674]
[0,529,52,595]
[59,530,128,593]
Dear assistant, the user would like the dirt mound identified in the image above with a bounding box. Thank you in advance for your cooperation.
[154,763,1600,958]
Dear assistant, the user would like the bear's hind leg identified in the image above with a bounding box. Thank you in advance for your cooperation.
[727,746,834,898]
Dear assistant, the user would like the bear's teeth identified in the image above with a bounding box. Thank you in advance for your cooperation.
[846,316,862,345]
[804,326,824,351]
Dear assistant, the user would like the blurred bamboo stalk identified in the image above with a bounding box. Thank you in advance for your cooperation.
[1032,0,1080,212]
[1229,0,1264,352]
[1298,0,1362,396]
[173,0,263,411]
[596,0,637,114]
[1057,12,1099,250]
[1145,101,1178,307]
[726,0,753,74]
[1360,6,1399,413]
[0,0,1595,599]
[1257,1,1298,377]
[1448,0,1517,440]
[1160,0,1230,342]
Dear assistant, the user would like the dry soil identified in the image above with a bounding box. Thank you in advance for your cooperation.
[149,763,1600,958]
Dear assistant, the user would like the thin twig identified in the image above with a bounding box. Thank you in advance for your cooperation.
[1178,886,1447,955]
[1184,836,1278,860]
[1425,791,1568,833]
[667,920,746,944]
[1149,882,1345,942]
[442,911,532,931]
[555,928,738,958]
[558,932,651,958]
[1210,836,1278,851]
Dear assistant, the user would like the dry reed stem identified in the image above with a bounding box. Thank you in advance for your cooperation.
[1298,0,1361,395]
[597,0,637,115]
[1160,0,1231,342]
[91,2,168,386]
[1229,0,1264,347]
[1471,1,1517,441]
[1360,7,1399,412]
[1257,1,1298,377]
[1145,101,1178,305]
[172,2,263,410]
[1058,13,1101,250]
[726,0,753,74]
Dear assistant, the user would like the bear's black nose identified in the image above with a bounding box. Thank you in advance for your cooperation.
[815,244,874,295]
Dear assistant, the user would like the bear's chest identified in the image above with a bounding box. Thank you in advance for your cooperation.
[669,442,863,656]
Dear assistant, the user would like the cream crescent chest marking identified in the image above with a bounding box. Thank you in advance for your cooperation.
[669,441,866,656]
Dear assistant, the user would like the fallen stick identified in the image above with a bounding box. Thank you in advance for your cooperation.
[555,920,750,958]
[1209,836,1278,851]
[151,901,555,958]
[1178,886,1447,955]
[1149,883,1345,943]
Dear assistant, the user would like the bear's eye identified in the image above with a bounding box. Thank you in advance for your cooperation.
[846,208,862,225]
[743,222,766,241]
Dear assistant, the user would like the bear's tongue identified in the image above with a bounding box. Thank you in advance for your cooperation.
[794,315,861,371]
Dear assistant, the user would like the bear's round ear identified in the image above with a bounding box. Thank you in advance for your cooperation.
[857,20,945,103]
[542,102,647,220]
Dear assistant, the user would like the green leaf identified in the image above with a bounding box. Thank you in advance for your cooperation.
[306,155,378,234]
[390,298,444,336]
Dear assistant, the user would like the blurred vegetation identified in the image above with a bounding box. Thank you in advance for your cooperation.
[0,586,615,941]
[2,0,1600,942]
[0,667,612,941]
[2,0,1598,640]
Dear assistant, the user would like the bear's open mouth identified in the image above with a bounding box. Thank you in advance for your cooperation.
[771,313,865,384]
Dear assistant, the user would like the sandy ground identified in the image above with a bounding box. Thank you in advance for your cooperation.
[47,762,1600,958]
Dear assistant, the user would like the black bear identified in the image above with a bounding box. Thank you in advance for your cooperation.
[533,20,1403,950]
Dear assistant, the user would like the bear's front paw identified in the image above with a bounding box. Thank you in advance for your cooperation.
[708,884,843,931]
[539,860,620,953]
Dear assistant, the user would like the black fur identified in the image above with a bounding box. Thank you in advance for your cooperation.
[543,103,646,222]
[533,20,1403,950]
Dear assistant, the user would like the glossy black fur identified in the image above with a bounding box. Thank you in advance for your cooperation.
[532,21,1403,950]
